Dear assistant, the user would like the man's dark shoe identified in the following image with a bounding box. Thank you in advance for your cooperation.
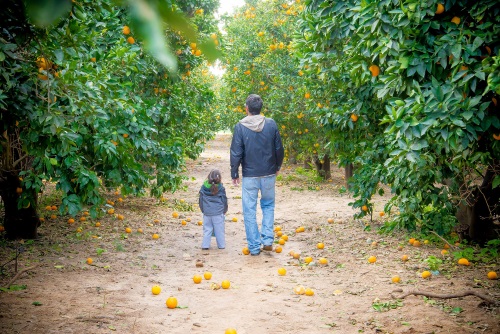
[262,245,273,251]
[250,251,260,256]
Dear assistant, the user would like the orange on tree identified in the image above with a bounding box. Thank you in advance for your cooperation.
[122,25,130,35]
[127,36,135,44]
[451,16,460,25]
[361,205,368,211]
[435,3,444,14]
[369,64,380,77]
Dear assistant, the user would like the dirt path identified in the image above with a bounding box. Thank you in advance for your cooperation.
[1,133,499,334]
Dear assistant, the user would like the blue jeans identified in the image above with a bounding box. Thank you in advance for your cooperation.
[242,175,276,254]
[202,214,225,249]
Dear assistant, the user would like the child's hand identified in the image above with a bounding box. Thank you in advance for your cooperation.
[232,178,240,186]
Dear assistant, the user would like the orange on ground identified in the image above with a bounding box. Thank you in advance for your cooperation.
[137,228,143,233]
[305,288,314,296]
[435,3,444,14]
[276,231,283,237]
[327,218,334,224]
[193,275,202,284]
[317,242,325,249]
[68,218,75,224]
[298,226,305,232]
[79,216,86,222]
[181,220,187,226]
[117,214,124,220]
[107,208,114,214]
[368,256,377,263]
[401,255,409,262]
[274,226,282,232]
[397,245,403,251]
[51,205,57,210]
[304,256,313,264]
[45,205,52,210]
[278,267,286,276]
[152,233,159,240]
[225,329,237,334]
[197,221,203,225]
[50,214,57,220]
[274,246,282,253]
[412,240,421,247]
[221,280,230,289]
[166,297,177,309]
[203,272,212,280]
[487,271,498,280]
[392,275,401,283]
[443,243,450,249]
[440,249,448,255]
[242,247,250,255]
[422,271,432,279]
[278,238,286,245]
[318,257,328,265]
[293,252,301,259]
[409,238,415,245]
[458,258,470,266]
[304,92,311,99]
[232,217,238,222]
[293,285,305,295]
[125,227,132,233]
[95,222,101,227]
[76,228,82,233]
[282,234,289,241]
[172,211,179,218]
[151,285,161,295]
[154,219,160,224]
[86,258,93,265]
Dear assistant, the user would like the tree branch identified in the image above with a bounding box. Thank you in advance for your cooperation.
[390,288,498,305]
[4,264,39,289]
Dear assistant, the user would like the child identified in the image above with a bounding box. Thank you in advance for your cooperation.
[199,169,228,250]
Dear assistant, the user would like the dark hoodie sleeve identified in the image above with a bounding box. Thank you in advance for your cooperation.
[198,186,204,213]
[275,124,284,170]
[230,124,243,179]
[220,185,228,214]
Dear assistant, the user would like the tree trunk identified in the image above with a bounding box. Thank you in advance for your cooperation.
[456,165,500,244]
[345,163,354,190]
[0,171,39,239]
[312,154,331,180]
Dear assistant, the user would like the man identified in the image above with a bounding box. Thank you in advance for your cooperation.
[230,94,284,256]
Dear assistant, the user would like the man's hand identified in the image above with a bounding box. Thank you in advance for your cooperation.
[232,178,240,186]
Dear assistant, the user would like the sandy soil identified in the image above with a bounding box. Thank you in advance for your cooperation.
[0,133,499,334]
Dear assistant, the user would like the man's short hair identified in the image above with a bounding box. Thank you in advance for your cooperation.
[246,94,263,115]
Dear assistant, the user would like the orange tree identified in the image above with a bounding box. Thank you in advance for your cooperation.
[0,0,221,239]
[218,0,333,177]
[296,0,500,240]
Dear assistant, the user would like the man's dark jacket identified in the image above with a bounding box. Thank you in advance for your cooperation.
[230,115,284,179]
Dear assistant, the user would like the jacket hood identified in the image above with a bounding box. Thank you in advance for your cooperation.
[201,181,221,195]
[239,115,265,132]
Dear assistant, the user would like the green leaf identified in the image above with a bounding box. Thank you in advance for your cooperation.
[130,0,177,72]
[492,176,500,189]
[49,158,58,165]
[32,301,43,306]
[24,0,72,27]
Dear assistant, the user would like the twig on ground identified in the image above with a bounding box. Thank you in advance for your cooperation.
[430,231,455,250]
[391,288,498,305]
[4,264,39,289]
